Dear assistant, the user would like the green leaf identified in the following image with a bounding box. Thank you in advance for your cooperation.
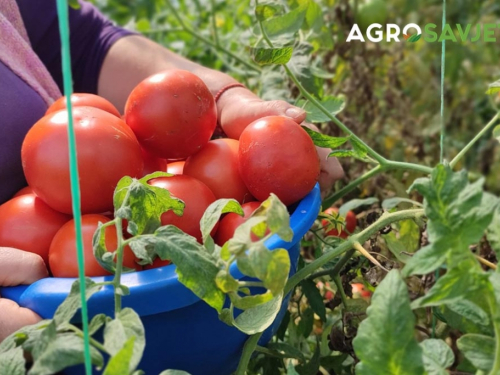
[113,176,184,236]
[384,220,421,263]
[261,3,307,41]
[445,299,490,327]
[251,47,294,65]
[301,127,349,149]
[286,362,301,375]
[159,371,192,375]
[297,96,346,123]
[230,291,274,310]
[254,194,293,242]
[130,226,225,312]
[0,347,25,375]
[353,270,425,375]
[301,279,327,322]
[350,137,369,160]
[297,307,314,338]
[339,198,378,216]
[103,336,135,375]
[267,342,305,361]
[493,125,500,143]
[248,246,290,295]
[405,165,498,275]
[486,79,500,95]
[420,339,454,375]
[200,199,242,248]
[487,206,500,262]
[92,222,117,273]
[411,261,488,308]
[328,150,361,159]
[54,279,102,326]
[255,3,283,21]
[103,308,145,373]
[68,0,81,10]
[407,34,422,42]
[231,293,283,335]
[382,197,423,210]
[215,270,239,293]
[457,334,495,371]
[288,43,323,96]
[88,314,107,336]
[296,344,320,375]
[28,331,103,375]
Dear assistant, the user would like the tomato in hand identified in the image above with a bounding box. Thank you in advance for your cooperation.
[125,70,217,160]
[215,201,268,246]
[321,207,357,239]
[0,194,71,265]
[22,107,143,214]
[12,186,33,198]
[49,214,140,277]
[184,139,253,204]
[141,148,167,177]
[46,93,121,118]
[148,175,216,242]
[238,116,320,206]
[167,161,185,175]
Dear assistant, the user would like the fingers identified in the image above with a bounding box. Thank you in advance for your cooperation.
[220,99,307,139]
[0,297,41,342]
[316,146,345,196]
[0,248,48,287]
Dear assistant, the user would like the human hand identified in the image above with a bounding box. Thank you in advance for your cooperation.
[0,248,48,342]
[217,88,344,194]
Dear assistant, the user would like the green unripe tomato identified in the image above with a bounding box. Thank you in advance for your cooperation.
[356,0,388,32]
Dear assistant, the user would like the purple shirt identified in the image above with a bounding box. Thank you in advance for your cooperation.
[0,1,131,204]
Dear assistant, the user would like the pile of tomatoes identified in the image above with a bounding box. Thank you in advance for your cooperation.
[0,70,322,278]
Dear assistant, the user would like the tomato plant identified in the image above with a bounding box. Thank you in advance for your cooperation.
[148,175,217,242]
[238,116,320,205]
[22,106,143,214]
[124,70,217,160]
[49,214,140,277]
[45,93,121,118]
[321,207,357,239]
[0,194,71,265]
[184,138,254,204]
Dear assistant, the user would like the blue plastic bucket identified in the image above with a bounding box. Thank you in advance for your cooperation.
[2,184,321,375]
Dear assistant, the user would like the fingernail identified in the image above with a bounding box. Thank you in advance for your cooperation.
[285,107,306,119]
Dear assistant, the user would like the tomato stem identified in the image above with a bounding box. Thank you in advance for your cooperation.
[332,274,348,309]
[307,249,356,281]
[67,324,109,354]
[235,332,263,375]
[450,111,500,169]
[113,217,125,315]
[285,209,425,294]
[164,0,260,73]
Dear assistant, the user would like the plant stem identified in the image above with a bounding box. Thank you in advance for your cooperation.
[307,249,355,280]
[285,209,425,294]
[68,325,109,354]
[450,112,500,168]
[113,218,125,316]
[235,332,263,375]
[475,254,497,270]
[239,281,265,288]
[255,345,291,359]
[488,293,500,375]
[332,274,348,309]
[353,241,389,272]
[322,165,385,209]
[164,0,260,73]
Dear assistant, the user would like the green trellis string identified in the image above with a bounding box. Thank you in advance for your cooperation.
[433,0,447,339]
[54,0,92,373]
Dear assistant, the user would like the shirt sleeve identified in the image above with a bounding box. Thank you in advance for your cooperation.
[16,0,135,94]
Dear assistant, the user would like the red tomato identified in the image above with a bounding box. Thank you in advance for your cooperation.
[143,258,171,270]
[167,161,185,175]
[46,93,121,118]
[214,201,265,246]
[49,214,140,277]
[22,107,143,215]
[124,70,217,160]
[141,148,167,176]
[352,283,372,299]
[322,207,357,239]
[148,175,216,242]
[12,186,34,198]
[0,194,71,265]
[184,139,253,204]
[238,116,320,206]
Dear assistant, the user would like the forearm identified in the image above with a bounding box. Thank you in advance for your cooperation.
[98,35,257,113]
